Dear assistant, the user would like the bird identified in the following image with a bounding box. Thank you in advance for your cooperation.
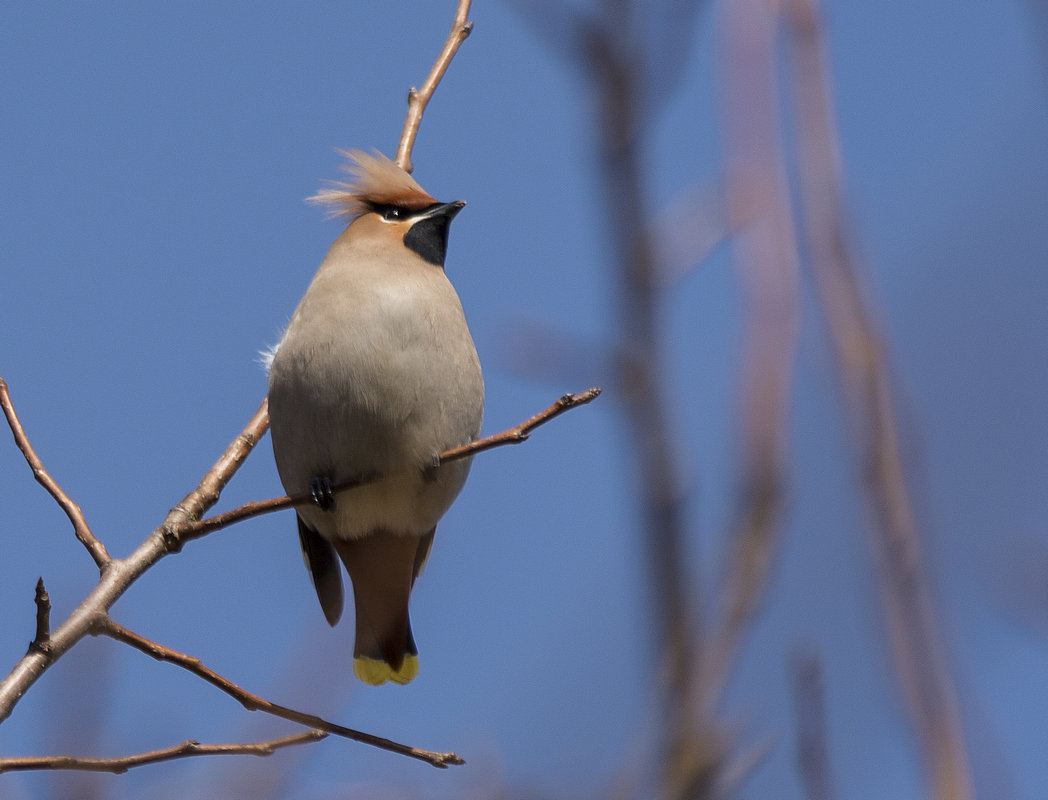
[266,149,484,686]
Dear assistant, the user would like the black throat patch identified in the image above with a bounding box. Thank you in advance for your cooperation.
[403,213,453,268]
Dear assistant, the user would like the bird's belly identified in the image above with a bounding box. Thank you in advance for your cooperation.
[268,340,479,540]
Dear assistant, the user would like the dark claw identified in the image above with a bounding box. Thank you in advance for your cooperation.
[422,454,441,482]
[310,476,335,511]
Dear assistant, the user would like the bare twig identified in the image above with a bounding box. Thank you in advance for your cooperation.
[0,377,111,570]
[177,388,602,542]
[96,619,464,769]
[783,1,972,798]
[0,730,327,775]
[438,387,602,462]
[28,578,52,655]
[394,0,474,172]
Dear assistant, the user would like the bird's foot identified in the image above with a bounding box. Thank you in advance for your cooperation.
[422,454,441,482]
[310,476,335,511]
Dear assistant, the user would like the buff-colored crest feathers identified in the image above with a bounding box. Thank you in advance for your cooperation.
[308,149,437,219]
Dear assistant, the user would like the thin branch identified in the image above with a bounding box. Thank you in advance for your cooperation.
[438,387,602,462]
[394,0,474,172]
[97,619,463,769]
[28,578,52,655]
[0,730,327,775]
[177,388,602,542]
[0,377,111,570]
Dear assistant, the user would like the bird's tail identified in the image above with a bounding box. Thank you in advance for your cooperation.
[333,529,434,686]
[353,627,420,687]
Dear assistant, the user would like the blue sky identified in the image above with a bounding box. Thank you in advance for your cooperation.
[1,2,1047,798]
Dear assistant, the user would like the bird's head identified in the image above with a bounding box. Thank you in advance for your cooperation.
[310,149,465,268]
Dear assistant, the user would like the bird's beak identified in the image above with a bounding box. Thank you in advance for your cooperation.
[419,200,466,221]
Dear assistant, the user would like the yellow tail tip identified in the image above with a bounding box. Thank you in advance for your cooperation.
[353,654,420,686]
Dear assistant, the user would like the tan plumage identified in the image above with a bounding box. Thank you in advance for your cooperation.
[267,149,483,685]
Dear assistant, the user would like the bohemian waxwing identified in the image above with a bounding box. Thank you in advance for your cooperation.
[266,149,484,685]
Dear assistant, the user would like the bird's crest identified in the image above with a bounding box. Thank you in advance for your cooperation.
[308,149,437,219]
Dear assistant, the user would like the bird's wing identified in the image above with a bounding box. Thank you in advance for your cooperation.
[297,515,344,626]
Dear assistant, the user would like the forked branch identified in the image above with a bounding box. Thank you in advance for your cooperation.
[96,618,464,768]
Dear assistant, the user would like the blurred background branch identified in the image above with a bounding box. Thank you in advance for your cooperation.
[784,0,972,796]
[572,8,719,798]
[707,0,800,711]
[520,0,980,798]
[790,649,837,800]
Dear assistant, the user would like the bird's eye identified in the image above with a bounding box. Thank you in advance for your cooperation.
[380,206,404,221]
